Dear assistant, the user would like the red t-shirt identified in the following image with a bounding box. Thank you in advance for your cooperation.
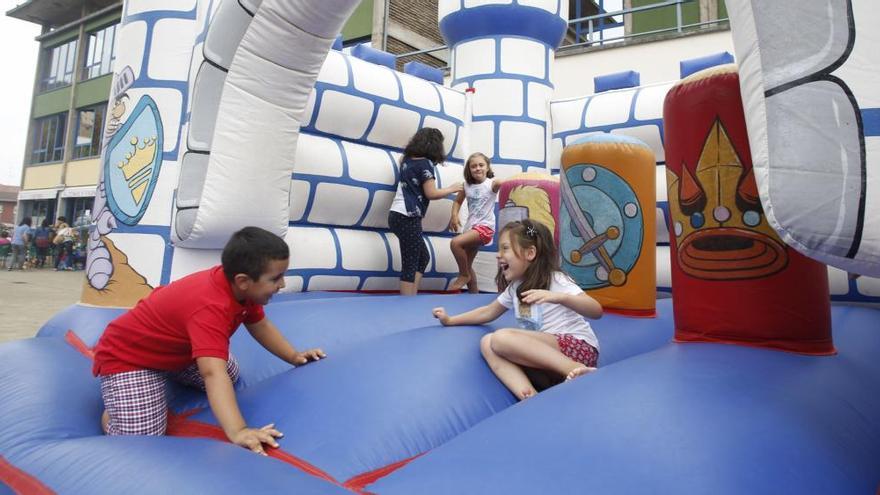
[92,266,265,376]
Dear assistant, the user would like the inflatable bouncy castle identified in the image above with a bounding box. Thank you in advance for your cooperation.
[1,0,879,493]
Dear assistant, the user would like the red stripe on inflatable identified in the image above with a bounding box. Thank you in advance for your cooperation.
[64,330,95,360]
[166,416,339,485]
[601,307,657,318]
[673,336,838,356]
[0,455,55,495]
[343,453,424,493]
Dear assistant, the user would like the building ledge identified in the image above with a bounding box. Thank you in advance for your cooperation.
[7,0,119,28]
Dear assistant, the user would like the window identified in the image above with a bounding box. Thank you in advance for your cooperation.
[67,197,92,227]
[31,113,67,164]
[40,39,78,91]
[27,200,54,229]
[82,24,118,80]
[74,105,106,159]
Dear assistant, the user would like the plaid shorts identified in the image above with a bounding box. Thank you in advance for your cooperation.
[100,356,240,435]
[556,334,599,367]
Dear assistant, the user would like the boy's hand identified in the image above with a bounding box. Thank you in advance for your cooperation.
[521,289,563,305]
[231,423,283,456]
[291,348,326,365]
[432,307,451,326]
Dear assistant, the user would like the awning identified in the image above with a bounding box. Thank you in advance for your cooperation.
[17,188,60,201]
[60,186,97,198]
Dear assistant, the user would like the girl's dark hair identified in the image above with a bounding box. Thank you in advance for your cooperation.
[221,226,290,281]
[496,219,560,301]
[19,217,32,227]
[57,216,67,223]
[463,152,495,185]
[41,218,51,228]
[402,127,445,164]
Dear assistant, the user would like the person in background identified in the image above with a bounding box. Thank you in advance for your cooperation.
[32,219,52,269]
[8,217,32,271]
[0,231,11,269]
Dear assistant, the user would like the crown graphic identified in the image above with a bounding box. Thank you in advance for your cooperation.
[666,119,787,280]
[116,136,157,205]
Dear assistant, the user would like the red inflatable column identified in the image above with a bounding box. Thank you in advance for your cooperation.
[663,64,833,355]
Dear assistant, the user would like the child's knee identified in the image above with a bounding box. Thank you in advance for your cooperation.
[489,329,515,353]
[480,333,494,356]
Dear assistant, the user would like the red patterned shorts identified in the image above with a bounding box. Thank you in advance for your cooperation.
[472,225,495,245]
[556,334,599,367]
[100,356,240,435]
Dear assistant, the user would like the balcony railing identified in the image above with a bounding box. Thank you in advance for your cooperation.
[394,0,729,69]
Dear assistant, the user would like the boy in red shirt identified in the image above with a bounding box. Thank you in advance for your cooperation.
[93,226,324,455]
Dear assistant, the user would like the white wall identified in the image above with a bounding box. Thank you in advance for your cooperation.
[552,30,734,99]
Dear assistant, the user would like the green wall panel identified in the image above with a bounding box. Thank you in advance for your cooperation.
[342,0,373,41]
[75,74,113,108]
[33,87,71,118]
[41,28,78,49]
[85,10,121,32]
[630,0,700,34]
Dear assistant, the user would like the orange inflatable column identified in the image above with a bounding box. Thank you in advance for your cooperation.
[664,64,833,354]
[559,135,657,317]
[497,173,561,242]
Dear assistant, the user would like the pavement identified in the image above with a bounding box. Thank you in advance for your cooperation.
[0,267,86,343]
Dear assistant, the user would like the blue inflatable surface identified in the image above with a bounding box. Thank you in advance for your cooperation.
[1,295,878,493]
[371,305,880,494]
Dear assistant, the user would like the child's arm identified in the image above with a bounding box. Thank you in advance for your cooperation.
[432,300,507,326]
[491,177,505,193]
[246,318,325,365]
[520,290,603,319]
[449,190,465,232]
[423,179,463,200]
[197,356,282,455]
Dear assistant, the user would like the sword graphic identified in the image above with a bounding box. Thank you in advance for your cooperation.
[561,169,627,287]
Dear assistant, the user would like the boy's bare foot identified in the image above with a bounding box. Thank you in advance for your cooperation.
[448,275,471,292]
[565,366,596,381]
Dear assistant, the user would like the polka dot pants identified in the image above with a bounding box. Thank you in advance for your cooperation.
[388,211,430,283]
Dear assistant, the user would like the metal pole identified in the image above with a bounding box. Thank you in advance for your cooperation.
[382,0,389,51]
[676,1,683,33]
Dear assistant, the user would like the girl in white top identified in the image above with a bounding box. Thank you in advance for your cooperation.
[433,219,603,400]
[448,153,504,293]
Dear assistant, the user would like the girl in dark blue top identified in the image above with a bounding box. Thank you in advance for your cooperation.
[388,128,462,295]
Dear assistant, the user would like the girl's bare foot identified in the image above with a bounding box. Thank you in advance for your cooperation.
[565,366,596,381]
[519,389,535,400]
[449,275,471,291]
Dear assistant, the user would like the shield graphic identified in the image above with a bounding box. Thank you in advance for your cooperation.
[103,95,164,226]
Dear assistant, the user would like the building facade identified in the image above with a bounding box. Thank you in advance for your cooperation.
[0,185,20,227]
[7,0,121,228]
